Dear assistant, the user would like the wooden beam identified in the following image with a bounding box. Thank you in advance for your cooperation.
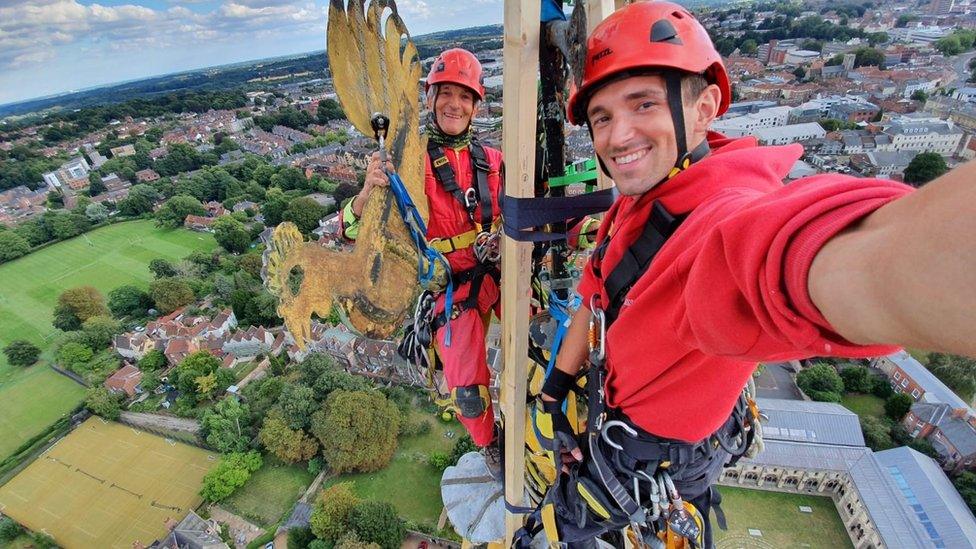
[586,0,616,191]
[500,0,539,545]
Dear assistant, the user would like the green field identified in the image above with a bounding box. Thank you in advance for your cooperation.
[714,486,851,548]
[841,393,886,420]
[223,457,316,527]
[0,220,216,461]
[0,418,218,549]
[324,411,458,525]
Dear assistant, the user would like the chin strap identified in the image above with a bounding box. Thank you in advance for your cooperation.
[590,70,710,182]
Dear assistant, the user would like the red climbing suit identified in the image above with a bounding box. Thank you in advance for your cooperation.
[577,132,911,443]
[426,143,504,447]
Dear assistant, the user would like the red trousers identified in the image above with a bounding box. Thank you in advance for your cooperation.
[434,285,498,447]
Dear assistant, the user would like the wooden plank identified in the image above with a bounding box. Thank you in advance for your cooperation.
[500,0,539,545]
[586,0,616,191]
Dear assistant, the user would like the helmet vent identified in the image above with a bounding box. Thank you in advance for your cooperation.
[672,11,685,19]
[650,19,682,45]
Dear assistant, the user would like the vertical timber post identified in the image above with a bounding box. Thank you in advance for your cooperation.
[501,0,540,545]
[586,0,616,191]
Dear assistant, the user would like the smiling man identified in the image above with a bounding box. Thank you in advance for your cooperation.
[533,1,976,547]
[342,48,505,471]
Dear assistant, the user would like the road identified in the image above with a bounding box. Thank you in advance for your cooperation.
[947,50,976,89]
[755,361,803,400]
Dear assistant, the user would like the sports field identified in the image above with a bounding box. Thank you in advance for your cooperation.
[0,418,218,549]
[0,220,216,460]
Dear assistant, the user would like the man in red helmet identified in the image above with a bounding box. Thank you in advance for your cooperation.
[342,48,504,464]
[534,1,976,546]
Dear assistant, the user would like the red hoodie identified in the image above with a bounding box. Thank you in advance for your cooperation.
[576,132,911,442]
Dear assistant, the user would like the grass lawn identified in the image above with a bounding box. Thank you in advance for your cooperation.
[223,457,316,528]
[714,486,852,548]
[323,410,459,526]
[0,220,216,461]
[841,393,886,420]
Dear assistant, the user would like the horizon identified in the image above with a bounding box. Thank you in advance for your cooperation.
[0,0,505,108]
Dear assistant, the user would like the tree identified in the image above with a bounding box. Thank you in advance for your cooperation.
[88,173,107,196]
[903,152,948,187]
[852,47,884,68]
[155,195,205,228]
[259,409,320,463]
[174,351,221,396]
[317,98,346,123]
[792,66,806,80]
[201,397,252,452]
[283,196,328,235]
[335,532,381,549]
[81,315,122,350]
[310,390,400,473]
[58,341,94,369]
[53,303,83,331]
[0,517,22,543]
[108,285,153,318]
[150,277,195,313]
[936,35,964,57]
[347,500,406,549]
[860,416,894,451]
[885,393,913,420]
[739,39,758,55]
[271,166,309,192]
[908,438,939,459]
[927,352,976,402]
[796,363,844,401]
[149,258,179,279]
[212,215,251,254]
[141,369,161,393]
[138,349,167,372]
[910,89,928,102]
[57,286,109,324]
[85,387,123,419]
[278,383,318,430]
[953,472,976,515]
[871,374,894,398]
[261,187,290,226]
[3,340,41,367]
[0,230,31,263]
[47,211,90,240]
[118,184,160,216]
[200,451,263,502]
[840,366,872,393]
[85,202,109,222]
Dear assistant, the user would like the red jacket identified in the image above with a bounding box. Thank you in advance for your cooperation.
[577,132,910,442]
[424,143,504,312]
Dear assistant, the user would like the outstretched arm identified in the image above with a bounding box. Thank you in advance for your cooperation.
[810,159,976,356]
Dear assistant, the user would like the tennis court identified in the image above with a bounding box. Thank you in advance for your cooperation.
[0,417,218,549]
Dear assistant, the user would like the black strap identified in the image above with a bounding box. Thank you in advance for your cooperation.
[501,188,616,242]
[431,263,499,330]
[600,200,684,325]
[427,141,493,227]
[665,72,688,168]
[468,142,493,229]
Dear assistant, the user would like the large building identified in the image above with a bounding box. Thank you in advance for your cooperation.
[711,105,792,137]
[754,122,827,145]
[722,398,976,548]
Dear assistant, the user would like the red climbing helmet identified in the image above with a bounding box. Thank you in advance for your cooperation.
[426,48,485,101]
[566,1,731,125]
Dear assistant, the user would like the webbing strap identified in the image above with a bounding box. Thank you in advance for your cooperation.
[501,188,615,242]
[469,142,494,229]
[427,140,493,227]
[600,200,684,325]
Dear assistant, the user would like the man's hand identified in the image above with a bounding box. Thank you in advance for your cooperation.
[353,152,395,217]
[538,399,583,473]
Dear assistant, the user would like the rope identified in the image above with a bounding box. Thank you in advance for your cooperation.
[385,169,456,345]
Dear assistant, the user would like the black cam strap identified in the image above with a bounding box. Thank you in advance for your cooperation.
[602,200,684,325]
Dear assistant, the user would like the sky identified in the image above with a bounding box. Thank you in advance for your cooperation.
[0,0,504,106]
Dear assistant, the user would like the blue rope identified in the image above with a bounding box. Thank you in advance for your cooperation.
[543,290,580,414]
[386,169,455,345]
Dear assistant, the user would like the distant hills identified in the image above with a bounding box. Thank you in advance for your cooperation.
[0,24,503,120]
